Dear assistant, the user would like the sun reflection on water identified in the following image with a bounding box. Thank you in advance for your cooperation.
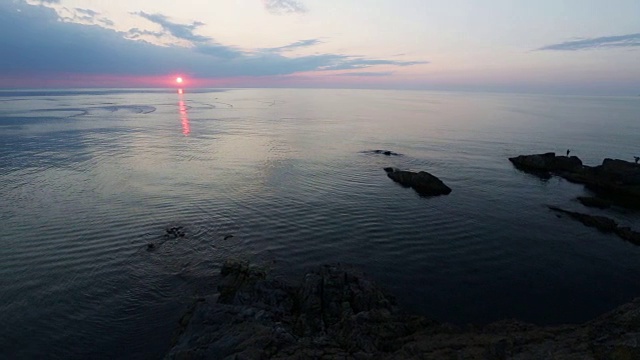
[177,89,190,136]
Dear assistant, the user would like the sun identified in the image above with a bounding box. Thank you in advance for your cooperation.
[176,77,183,84]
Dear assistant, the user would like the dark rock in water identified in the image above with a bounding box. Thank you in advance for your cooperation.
[511,153,640,208]
[508,152,583,177]
[166,226,185,238]
[548,206,640,245]
[554,155,584,173]
[384,167,452,196]
[577,196,611,209]
[548,206,618,232]
[147,243,155,251]
[374,149,399,156]
[595,158,640,185]
[571,159,640,207]
[510,152,556,172]
[616,227,640,245]
[366,149,402,156]
[223,234,234,240]
[167,259,640,359]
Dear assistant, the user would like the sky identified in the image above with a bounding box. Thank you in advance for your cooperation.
[0,0,639,94]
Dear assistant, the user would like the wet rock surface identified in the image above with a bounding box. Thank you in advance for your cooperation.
[166,260,640,359]
[510,153,640,208]
[383,167,452,196]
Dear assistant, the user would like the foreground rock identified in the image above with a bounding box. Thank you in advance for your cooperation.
[167,260,428,359]
[548,206,640,245]
[384,167,452,196]
[510,153,640,207]
[167,260,640,359]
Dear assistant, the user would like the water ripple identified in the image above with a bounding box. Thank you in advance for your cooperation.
[1,89,640,359]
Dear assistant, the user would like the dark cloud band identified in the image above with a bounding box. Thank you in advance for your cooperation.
[0,1,426,79]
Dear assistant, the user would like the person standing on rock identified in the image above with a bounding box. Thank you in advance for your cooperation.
[635,156,639,164]
[566,149,571,157]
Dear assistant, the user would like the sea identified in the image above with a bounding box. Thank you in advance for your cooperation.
[1,88,639,359]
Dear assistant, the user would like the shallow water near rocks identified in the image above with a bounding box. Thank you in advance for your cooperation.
[1,88,640,359]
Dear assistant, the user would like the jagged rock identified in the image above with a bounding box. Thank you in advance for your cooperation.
[383,167,452,196]
[167,261,417,359]
[166,260,640,359]
[577,196,611,209]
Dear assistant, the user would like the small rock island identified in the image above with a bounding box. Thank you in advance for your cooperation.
[362,149,403,156]
[384,167,452,196]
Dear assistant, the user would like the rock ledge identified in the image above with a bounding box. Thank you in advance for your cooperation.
[167,260,640,359]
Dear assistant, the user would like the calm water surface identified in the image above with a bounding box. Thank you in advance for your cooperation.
[1,88,639,359]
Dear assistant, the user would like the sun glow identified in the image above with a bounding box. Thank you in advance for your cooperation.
[176,77,183,84]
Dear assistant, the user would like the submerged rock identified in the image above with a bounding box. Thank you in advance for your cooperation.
[616,227,640,245]
[366,149,402,156]
[166,226,185,238]
[167,259,640,359]
[548,206,618,232]
[577,196,611,209]
[384,167,452,196]
[548,206,640,245]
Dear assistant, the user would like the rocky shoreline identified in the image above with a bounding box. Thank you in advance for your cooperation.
[509,151,640,247]
[163,152,640,358]
[509,152,640,208]
[166,260,640,359]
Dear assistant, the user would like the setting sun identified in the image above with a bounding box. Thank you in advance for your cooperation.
[176,77,183,84]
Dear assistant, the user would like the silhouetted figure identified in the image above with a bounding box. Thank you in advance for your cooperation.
[635,156,639,164]
[566,149,570,157]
